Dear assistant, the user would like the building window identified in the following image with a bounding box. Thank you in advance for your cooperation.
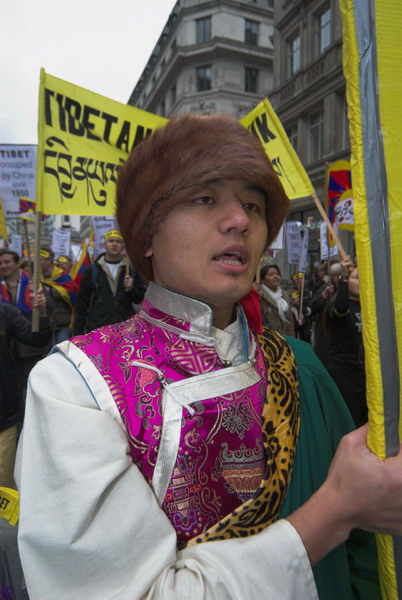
[197,65,212,91]
[287,34,301,77]
[171,84,176,106]
[196,16,211,43]
[245,67,259,93]
[315,6,331,56]
[309,109,324,161]
[245,19,259,45]
[286,122,298,151]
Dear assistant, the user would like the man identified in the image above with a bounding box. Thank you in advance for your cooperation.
[40,247,77,343]
[73,229,145,335]
[56,255,73,273]
[0,288,50,488]
[0,249,52,411]
[16,114,402,599]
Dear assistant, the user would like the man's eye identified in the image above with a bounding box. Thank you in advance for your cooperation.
[244,202,263,213]
[193,196,214,205]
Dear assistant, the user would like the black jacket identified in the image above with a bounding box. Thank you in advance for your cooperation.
[0,304,51,432]
[73,256,146,335]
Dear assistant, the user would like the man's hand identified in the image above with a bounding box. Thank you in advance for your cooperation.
[322,283,334,300]
[287,424,402,566]
[123,275,134,292]
[325,424,402,534]
[340,255,354,277]
[30,289,47,317]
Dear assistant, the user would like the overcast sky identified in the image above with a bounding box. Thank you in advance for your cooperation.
[1,0,176,145]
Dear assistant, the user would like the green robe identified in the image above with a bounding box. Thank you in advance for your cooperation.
[279,336,380,600]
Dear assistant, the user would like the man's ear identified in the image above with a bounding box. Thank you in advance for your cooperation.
[144,247,153,258]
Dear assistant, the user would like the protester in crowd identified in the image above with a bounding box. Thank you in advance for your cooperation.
[17,114,402,600]
[73,229,145,335]
[40,247,77,344]
[325,256,367,427]
[0,289,50,489]
[307,263,327,296]
[56,255,73,274]
[258,264,294,336]
[291,271,312,342]
[0,249,53,414]
[310,262,341,366]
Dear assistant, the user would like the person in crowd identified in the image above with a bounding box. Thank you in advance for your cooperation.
[56,255,73,274]
[307,263,327,296]
[258,264,294,336]
[0,289,50,488]
[73,229,145,335]
[291,271,312,342]
[325,256,367,427]
[0,249,53,414]
[16,114,402,600]
[40,247,77,344]
[310,262,341,367]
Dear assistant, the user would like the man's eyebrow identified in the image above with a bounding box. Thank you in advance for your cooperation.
[242,183,266,200]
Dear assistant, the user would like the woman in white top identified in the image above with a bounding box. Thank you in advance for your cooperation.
[259,264,295,336]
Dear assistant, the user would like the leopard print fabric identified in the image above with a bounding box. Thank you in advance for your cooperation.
[186,328,300,547]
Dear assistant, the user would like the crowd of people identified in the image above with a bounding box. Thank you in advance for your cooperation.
[0,113,401,599]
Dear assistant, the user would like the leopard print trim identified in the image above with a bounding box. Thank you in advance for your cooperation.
[186,329,300,547]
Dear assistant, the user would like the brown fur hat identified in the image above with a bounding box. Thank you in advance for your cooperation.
[116,113,290,281]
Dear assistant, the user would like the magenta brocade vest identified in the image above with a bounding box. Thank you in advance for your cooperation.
[71,283,270,548]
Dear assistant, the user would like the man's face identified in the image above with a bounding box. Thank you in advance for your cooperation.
[104,237,124,261]
[145,179,268,309]
[0,254,20,278]
[57,259,72,273]
[40,256,53,275]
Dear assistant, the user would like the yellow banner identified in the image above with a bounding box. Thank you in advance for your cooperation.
[340,1,402,598]
[0,194,7,239]
[36,70,167,215]
[240,98,314,201]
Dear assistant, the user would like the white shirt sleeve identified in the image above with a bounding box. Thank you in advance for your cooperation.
[15,352,317,600]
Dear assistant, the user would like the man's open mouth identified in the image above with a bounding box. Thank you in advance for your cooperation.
[213,250,246,266]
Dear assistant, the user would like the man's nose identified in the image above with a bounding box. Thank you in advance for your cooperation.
[217,198,250,234]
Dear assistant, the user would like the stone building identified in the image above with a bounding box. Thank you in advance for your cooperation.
[269,0,353,268]
[128,0,275,120]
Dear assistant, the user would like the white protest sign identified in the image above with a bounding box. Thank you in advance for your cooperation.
[298,227,309,273]
[320,222,339,260]
[0,145,37,220]
[91,216,116,257]
[51,229,71,257]
[269,225,284,250]
[9,234,23,256]
[285,221,302,265]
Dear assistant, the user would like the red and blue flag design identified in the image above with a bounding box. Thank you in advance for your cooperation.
[0,270,32,312]
[70,243,92,286]
[327,161,352,226]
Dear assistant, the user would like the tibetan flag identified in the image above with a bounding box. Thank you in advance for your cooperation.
[340,0,402,597]
[326,160,354,232]
[71,240,92,286]
[0,270,32,312]
[19,198,36,222]
[41,266,77,310]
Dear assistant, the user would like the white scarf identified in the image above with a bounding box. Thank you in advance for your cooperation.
[262,284,290,323]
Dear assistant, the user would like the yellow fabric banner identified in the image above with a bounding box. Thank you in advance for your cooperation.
[240,98,314,201]
[340,1,402,598]
[0,194,7,239]
[36,69,167,215]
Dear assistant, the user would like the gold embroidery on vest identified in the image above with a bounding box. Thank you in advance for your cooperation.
[186,329,300,547]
